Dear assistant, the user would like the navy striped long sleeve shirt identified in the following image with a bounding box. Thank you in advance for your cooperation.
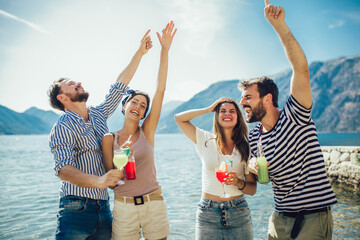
[49,82,129,200]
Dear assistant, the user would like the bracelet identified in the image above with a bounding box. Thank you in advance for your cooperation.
[238,179,246,191]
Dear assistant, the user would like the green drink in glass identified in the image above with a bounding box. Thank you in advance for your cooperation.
[113,149,129,185]
[257,135,269,184]
[257,156,269,184]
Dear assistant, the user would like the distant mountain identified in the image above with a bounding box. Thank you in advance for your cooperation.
[107,106,124,132]
[24,107,60,128]
[1,55,358,135]
[0,105,59,135]
[161,100,184,117]
[158,55,360,133]
[0,100,183,135]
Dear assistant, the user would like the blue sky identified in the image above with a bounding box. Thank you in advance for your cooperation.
[0,0,359,112]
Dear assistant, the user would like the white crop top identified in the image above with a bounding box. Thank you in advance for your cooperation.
[195,127,249,197]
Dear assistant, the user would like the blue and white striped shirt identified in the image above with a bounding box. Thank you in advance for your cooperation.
[249,95,337,212]
[49,82,129,200]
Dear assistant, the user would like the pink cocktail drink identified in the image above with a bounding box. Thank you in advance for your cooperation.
[125,161,136,180]
[216,161,230,198]
[216,171,228,183]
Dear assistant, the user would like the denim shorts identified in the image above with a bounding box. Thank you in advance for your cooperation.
[195,194,253,240]
[56,196,112,240]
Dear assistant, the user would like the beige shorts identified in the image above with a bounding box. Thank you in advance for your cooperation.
[112,189,170,240]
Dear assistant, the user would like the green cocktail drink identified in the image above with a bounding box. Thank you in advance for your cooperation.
[113,149,129,185]
[257,156,269,184]
[113,151,128,169]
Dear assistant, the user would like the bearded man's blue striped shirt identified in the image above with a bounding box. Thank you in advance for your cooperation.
[49,82,129,200]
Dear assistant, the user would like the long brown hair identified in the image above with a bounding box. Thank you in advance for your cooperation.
[209,99,250,163]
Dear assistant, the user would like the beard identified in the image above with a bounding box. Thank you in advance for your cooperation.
[246,101,266,123]
[66,91,89,103]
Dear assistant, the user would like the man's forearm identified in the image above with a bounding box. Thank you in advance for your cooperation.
[274,23,308,73]
[58,165,99,188]
[272,20,311,108]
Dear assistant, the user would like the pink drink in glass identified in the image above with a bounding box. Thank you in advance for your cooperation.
[125,156,136,180]
[216,170,228,183]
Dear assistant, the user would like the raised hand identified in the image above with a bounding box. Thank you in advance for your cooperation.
[209,97,228,112]
[264,0,285,26]
[139,29,153,55]
[156,21,177,52]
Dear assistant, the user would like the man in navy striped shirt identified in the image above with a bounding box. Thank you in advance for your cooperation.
[48,30,153,239]
[239,1,337,239]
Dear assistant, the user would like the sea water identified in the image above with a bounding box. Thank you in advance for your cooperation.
[0,134,359,239]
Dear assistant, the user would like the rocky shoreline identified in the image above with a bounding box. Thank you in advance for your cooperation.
[322,146,360,189]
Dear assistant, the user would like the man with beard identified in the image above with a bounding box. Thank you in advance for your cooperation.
[238,1,337,239]
[48,30,152,239]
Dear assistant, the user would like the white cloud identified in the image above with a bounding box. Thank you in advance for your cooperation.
[344,11,360,23]
[0,9,49,34]
[328,19,345,29]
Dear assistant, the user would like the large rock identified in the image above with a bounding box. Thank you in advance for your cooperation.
[322,152,331,167]
[330,150,341,164]
[339,152,350,162]
[328,161,360,187]
[350,153,359,165]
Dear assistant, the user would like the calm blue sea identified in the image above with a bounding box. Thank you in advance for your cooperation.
[318,133,360,146]
[0,134,359,239]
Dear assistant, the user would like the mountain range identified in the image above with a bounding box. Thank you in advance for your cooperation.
[0,55,359,135]
[157,55,360,133]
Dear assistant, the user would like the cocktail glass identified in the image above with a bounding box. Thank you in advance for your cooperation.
[216,167,230,198]
[113,149,129,185]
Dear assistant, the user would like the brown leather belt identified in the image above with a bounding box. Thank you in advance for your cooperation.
[114,188,164,205]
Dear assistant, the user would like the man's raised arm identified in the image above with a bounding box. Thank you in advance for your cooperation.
[264,0,311,108]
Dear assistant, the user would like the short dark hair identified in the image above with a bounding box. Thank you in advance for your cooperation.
[238,76,279,107]
[122,90,151,119]
[48,78,66,111]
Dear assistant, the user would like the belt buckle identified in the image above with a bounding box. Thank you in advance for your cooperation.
[134,196,144,205]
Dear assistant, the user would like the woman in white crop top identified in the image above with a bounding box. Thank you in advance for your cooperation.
[175,97,257,239]
[102,22,176,240]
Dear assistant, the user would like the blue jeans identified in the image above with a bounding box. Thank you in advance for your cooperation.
[195,195,253,240]
[56,196,112,240]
